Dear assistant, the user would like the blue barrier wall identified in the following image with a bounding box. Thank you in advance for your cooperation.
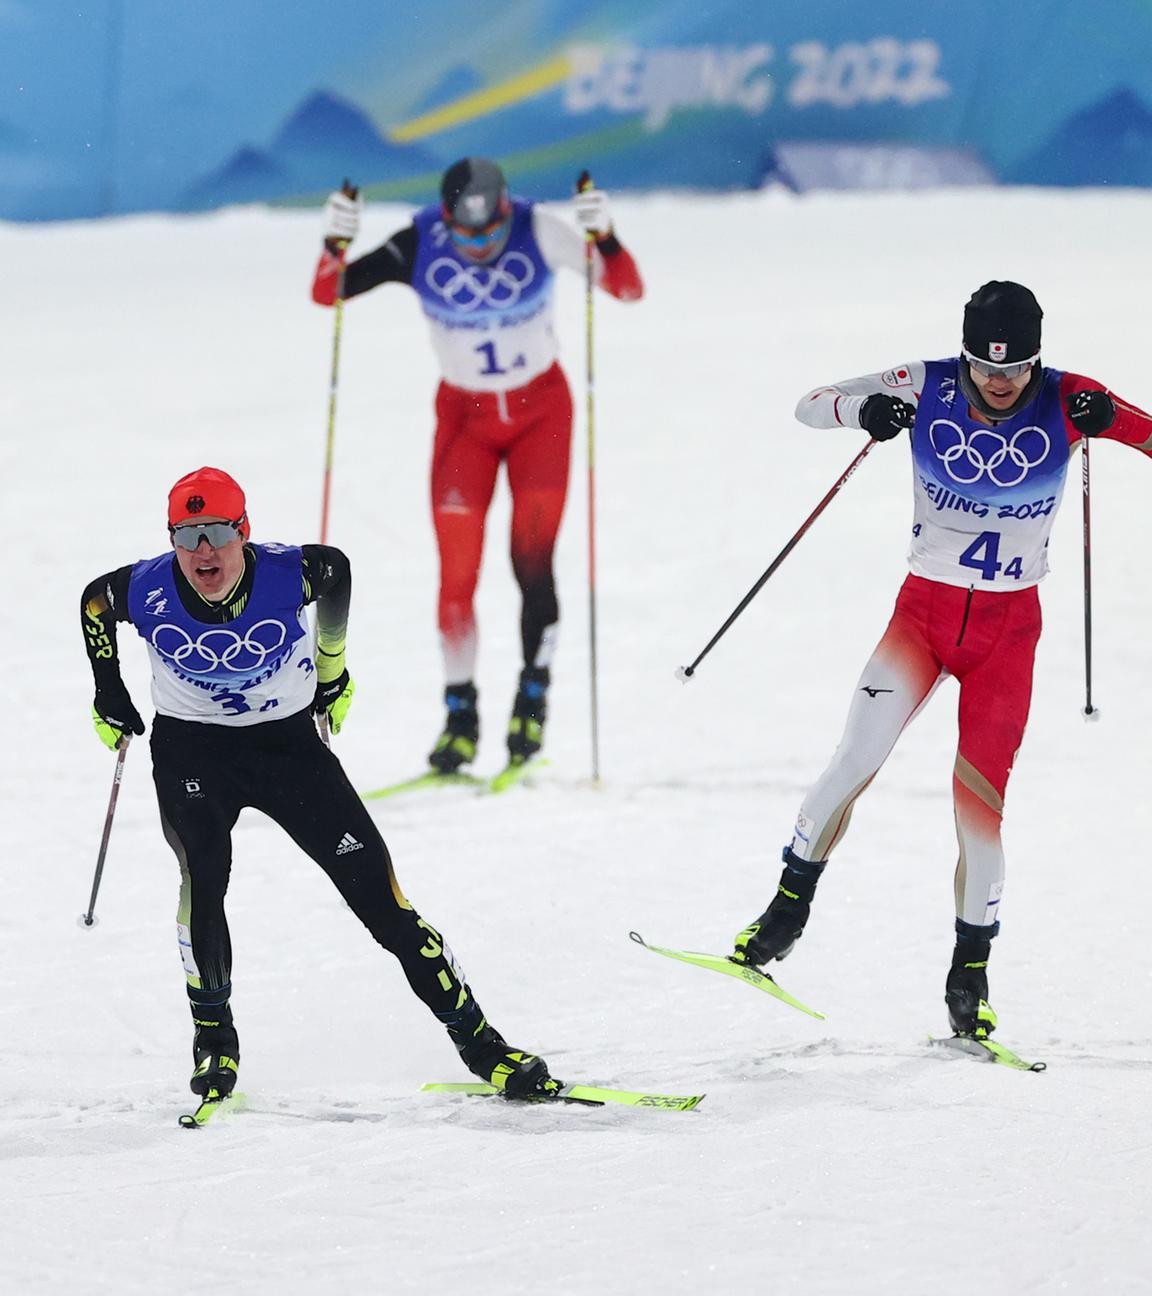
[4,0,1152,221]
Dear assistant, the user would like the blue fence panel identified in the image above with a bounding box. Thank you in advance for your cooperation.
[3,0,1152,221]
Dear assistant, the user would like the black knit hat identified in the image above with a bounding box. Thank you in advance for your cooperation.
[962,282,1043,364]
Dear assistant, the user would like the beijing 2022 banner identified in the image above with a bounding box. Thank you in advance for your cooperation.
[4,0,1152,221]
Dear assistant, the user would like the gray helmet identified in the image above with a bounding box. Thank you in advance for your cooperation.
[440,157,510,230]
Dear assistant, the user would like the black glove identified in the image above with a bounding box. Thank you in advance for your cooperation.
[313,668,355,735]
[860,394,916,442]
[92,683,145,750]
[1065,389,1115,437]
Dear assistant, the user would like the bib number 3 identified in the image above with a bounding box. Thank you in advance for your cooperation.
[959,531,1024,582]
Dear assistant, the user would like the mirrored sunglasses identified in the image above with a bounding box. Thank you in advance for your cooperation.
[170,520,243,551]
[963,348,1039,381]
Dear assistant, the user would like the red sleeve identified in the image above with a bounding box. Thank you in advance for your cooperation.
[596,243,644,302]
[310,247,345,307]
[1060,372,1152,455]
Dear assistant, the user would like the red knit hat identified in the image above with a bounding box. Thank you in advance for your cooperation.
[167,467,250,537]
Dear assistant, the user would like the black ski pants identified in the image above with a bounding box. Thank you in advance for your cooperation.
[150,710,472,1029]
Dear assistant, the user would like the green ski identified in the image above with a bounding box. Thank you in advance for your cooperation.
[486,758,548,794]
[178,1089,247,1128]
[928,1035,1047,1072]
[629,931,826,1020]
[362,770,483,801]
[422,1081,704,1111]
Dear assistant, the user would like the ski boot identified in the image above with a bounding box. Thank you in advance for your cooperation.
[732,848,827,966]
[445,997,558,1098]
[189,1001,240,1099]
[945,919,998,1038]
[507,666,549,766]
[429,682,479,774]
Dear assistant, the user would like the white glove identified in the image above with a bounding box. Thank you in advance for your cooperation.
[573,187,612,237]
[322,189,361,245]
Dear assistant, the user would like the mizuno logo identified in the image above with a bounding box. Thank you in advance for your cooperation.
[860,687,894,698]
[335,832,364,855]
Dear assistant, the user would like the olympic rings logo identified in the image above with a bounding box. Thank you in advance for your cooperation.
[927,420,1051,488]
[425,252,535,311]
[150,619,288,675]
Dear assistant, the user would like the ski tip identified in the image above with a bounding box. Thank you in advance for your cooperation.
[628,930,647,947]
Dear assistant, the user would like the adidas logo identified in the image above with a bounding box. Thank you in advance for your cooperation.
[335,832,364,856]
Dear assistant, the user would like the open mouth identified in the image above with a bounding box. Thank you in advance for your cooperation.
[195,561,221,580]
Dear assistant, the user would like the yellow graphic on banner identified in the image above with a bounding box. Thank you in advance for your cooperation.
[388,55,571,142]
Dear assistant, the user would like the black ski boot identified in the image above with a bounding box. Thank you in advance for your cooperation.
[444,995,558,1098]
[429,682,479,773]
[732,847,827,966]
[507,666,549,766]
[945,919,999,1038]
[189,1001,240,1099]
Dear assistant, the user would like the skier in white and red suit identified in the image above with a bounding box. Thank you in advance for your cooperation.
[729,282,1152,1038]
[311,159,643,775]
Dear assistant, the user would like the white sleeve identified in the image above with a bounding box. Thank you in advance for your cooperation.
[794,362,926,429]
[532,205,604,279]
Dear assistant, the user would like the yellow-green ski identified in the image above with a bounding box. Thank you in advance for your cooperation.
[629,931,826,1020]
[362,770,483,800]
[422,1081,704,1111]
[178,1089,247,1128]
[928,1035,1047,1072]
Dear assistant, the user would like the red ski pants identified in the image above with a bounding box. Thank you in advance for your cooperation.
[430,363,573,683]
[792,575,1043,927]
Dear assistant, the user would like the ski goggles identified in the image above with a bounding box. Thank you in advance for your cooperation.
[169,519,244,551]
[963,348,1039,380]
[445,213,511,253]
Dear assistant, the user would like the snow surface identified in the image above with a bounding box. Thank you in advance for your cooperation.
[4,190,1152,1295]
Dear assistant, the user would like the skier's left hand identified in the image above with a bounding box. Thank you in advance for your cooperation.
[314,669,355,735]
[574,186,612,238]
[1065,389,1116,437]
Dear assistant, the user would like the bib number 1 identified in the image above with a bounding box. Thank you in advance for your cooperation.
[959,531,1024,582]
[474,340,526,377]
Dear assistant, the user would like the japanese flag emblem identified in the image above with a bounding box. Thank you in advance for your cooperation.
[989,341,1008,361]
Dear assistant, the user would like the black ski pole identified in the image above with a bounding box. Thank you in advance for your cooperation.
[78,736,131,929]
[678,439,876,681]
[1081,434,1100,721]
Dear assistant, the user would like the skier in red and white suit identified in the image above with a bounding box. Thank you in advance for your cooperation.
[730,282,1152,1038]
[311,159,643,774]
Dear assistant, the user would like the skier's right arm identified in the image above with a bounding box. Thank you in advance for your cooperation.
[81,568,145,750]
[310,188,417,305]
[795,364,926,439]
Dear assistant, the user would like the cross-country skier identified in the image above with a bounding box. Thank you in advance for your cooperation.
[80,466,557,1107]
[310,158,643,775]
[730,282,1152,1039]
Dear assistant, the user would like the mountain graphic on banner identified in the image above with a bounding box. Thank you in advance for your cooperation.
[1007,88,1152,187]
[182,91,438,208]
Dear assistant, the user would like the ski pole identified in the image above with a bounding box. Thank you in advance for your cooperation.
[319,179,358,545]
[576,169,601,784]
[679,439,876,681]
[78,735,131,929]
[1080,434,1100,720]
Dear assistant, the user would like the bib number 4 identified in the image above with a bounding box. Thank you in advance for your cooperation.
[959,531,1024,582]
